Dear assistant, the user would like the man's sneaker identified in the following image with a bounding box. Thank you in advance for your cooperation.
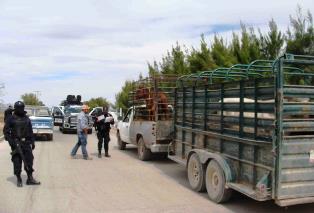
[83,156,93,160]
[98,153,102,158]
[105,153,111,158]
[71,155,77,159]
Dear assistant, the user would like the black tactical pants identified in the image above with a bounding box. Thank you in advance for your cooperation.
[97,132,110,153]
[11,145,34,176]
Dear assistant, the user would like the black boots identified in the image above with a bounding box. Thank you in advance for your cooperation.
[16,175,22,187]
[16,173,40,187]
[98,151,110,158]
[26,173,41,185]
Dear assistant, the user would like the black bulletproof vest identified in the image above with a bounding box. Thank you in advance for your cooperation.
[13,116,29,139]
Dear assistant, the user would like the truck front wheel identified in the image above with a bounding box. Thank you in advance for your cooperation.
[205,160,232,203]
[117,132,126,150]
[187,153,206,192]
[137,137,151,161]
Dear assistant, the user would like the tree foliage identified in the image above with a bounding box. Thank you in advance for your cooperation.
[188,34,216,73]
[259,19,285,59]
[85,97,110,110]
[115,6,314,108]
[115,80,134,113]
[21,93,44,106]
[286,6,314,55]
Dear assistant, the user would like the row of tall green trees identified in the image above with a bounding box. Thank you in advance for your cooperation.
[115,7,314,113]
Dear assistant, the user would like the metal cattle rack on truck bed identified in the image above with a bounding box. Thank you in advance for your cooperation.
[129,75,178,121]
[168,54,314,206]
[116,75,178,160]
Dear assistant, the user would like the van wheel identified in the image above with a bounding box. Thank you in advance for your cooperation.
[205,160,232,203]
[117,132,126,150]
[137,137,151,161]
[187,153,206,192]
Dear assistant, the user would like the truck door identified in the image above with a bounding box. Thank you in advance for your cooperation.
[52,106,64,126]
[120,109,133,143]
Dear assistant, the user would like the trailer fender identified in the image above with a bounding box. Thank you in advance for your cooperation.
[188,149,235,183]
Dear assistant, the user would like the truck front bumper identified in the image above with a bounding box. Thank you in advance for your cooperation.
[150,144,169,153]
[33,129,53,134]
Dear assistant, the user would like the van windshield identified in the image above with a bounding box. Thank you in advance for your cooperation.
[25,107,50,117]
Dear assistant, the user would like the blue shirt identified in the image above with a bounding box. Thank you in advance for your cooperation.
[77,111,89,133]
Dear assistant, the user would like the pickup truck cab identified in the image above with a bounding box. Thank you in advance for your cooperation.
[25,105,54,141]
[117,105,173,160]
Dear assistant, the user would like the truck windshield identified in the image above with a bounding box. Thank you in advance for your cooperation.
[64,107,82,114]
[35,109,50,117]
[25,108,50,117]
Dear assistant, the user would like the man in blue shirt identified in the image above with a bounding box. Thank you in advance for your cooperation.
[70,105,92,160]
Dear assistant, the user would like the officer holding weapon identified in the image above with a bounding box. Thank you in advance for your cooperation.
[3,101,40,187]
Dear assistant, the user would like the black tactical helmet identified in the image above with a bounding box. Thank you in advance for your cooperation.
[14,101,25,116]
[14,101,25,109]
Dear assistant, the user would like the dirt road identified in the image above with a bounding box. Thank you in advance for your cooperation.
[0,128,313,213]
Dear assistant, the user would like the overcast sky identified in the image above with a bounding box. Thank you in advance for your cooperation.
[0,0,313,107]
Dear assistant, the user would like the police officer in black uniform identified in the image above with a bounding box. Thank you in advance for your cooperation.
[94,106,114,158]
[4,105,13,122]
[3,101,40,187]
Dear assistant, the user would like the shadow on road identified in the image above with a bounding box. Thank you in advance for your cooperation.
[112,144,314,213]
[6,174,27,186]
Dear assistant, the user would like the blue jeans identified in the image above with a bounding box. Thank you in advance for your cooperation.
[71,132,88,157]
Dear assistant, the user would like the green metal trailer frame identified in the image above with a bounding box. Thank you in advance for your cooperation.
[169,54,314,206]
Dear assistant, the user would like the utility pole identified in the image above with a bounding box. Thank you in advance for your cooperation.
[33,90,41,100]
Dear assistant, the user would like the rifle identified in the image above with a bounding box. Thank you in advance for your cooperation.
[11,138,31,172]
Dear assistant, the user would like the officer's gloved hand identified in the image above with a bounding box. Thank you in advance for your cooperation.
[31,143,35,150]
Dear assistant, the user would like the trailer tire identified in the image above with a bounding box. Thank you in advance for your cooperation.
[137,137,151,161]
[187,153,206,192]
[117,132,126,150]
[205,160,232,203]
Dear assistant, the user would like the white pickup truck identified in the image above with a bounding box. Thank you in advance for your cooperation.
[116,105,173,160]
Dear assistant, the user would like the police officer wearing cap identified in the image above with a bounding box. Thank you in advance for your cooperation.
[3,101,40,187]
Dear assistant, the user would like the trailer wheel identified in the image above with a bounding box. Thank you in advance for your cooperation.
[117,132,126,150]
[205,160,232,203]
[187,153,206,192]
[137,137,151,161]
